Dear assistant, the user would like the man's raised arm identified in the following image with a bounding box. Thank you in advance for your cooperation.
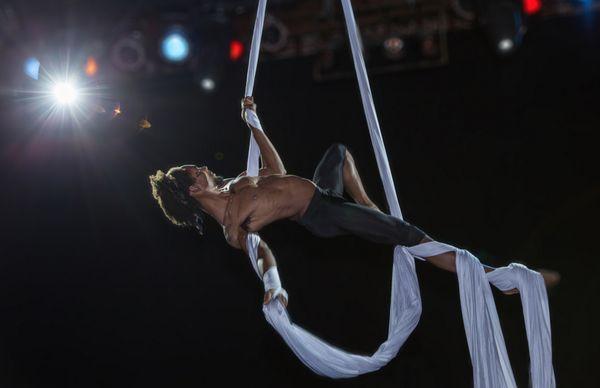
[241,97,287,175]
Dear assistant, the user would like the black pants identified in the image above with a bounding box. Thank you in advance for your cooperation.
[297,144,426,247]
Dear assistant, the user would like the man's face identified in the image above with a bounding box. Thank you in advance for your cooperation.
[181,165,221,193]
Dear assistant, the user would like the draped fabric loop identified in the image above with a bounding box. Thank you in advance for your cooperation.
[487,264,556,388]
[241,0,555,386]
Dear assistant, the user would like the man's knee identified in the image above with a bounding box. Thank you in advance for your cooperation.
[419,235,433,244]
[392,218,427,247]
[322,143,348,167]
[327,143,347,156]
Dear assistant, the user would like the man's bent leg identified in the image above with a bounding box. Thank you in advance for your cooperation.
[341,149,380,211]
[312,144,346,196]
[312,143,380,210]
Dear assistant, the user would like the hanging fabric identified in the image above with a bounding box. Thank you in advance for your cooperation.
[240,0,555,386]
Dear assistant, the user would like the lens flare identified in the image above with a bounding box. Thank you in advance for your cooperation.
[24,57,41,80]
[85,56,98,76]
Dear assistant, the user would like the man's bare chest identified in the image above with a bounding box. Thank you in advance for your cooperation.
[223,186,259,228]
[223,179,284,232]
[229,176,259,193]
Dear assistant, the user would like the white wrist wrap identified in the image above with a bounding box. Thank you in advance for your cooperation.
[244,109,263,130]
[263,266,281,292]
[263,266,288,304]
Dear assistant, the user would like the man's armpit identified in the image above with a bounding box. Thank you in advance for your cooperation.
[236,229,250,254]
[259,167,283,176]
[223,226,242,249]
[237,167,282,178]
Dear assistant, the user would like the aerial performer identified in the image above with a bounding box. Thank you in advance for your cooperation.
[148,97,559,386]
[150,97,559,307]
[149,1,558,386]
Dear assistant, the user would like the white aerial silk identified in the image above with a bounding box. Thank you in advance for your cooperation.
[241,0,555,386]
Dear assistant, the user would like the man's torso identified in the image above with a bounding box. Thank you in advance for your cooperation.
[222,174,316,235]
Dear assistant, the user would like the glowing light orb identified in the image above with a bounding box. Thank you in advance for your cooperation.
[52,81,78,105]
[498,38,514,52]
[161,30,190,62]
[229,40,244,61]
[200,78,215,91]
[523,0,542,15]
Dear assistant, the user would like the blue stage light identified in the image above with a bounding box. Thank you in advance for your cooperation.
[161,29,190,63]
[24,57,40,80]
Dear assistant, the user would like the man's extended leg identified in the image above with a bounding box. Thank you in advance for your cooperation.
[416,236,559,293]
[418,236,494,273]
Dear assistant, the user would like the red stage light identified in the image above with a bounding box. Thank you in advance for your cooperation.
[229,40,244,61]
[523,0,542,15]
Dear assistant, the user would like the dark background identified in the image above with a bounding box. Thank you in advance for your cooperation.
[1,1,599,387]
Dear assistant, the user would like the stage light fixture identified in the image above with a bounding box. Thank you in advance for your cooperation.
[161,28,191,63]
[383,36,405,59]
[52,81,78,105]
[111,34,146,72]
[421,36,439,58]
[24,57,40,80]
[262,16,289,53]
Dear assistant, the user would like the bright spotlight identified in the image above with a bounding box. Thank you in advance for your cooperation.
[498,38,514,52]
[200,78,215,91]
[19,60,98,129]
[161,29,190,63]
[52,81,78,105]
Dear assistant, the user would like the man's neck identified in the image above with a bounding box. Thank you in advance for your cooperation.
[193,192,229,225]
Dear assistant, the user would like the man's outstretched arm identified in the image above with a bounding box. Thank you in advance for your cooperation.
[224,225,288,306]
[241,97,286,175]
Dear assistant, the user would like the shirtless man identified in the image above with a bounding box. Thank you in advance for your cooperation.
[149,97,559,306]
